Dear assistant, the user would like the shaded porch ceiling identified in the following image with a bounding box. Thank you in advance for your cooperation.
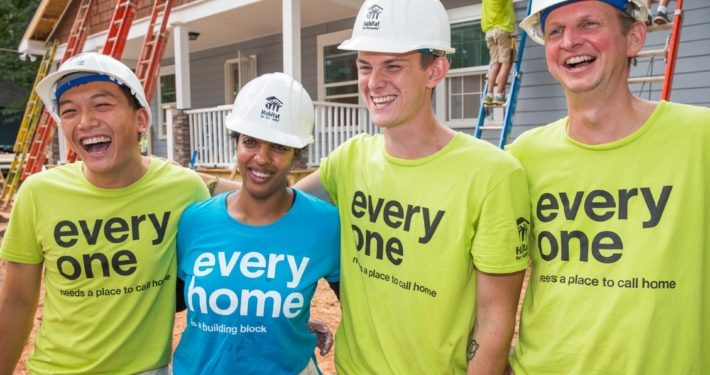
[21,0,363,61]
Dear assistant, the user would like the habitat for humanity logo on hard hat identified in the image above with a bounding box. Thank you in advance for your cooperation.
[261,96,283,122]
[363,4,383,30]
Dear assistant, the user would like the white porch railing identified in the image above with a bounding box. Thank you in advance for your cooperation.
[309,101,377,166]
[184,102,375,168]
[186,104,235,168]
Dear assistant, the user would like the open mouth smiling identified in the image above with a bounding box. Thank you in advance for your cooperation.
[371,95,397,105]
[81,136,112,154]
[565,55,595,70]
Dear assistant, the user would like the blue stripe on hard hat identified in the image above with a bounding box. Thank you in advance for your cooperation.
[417,49,447,57]
[540,0,629,31]
[54,73,120,103]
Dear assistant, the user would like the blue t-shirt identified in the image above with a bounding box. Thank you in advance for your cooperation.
[173,189,340,375]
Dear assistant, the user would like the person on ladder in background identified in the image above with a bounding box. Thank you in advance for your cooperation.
[507,0,710,373]
[482,0,517,106]
[646,0,671,24]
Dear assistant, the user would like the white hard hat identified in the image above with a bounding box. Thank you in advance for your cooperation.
[225,73,314,149]
[36,52,151,126]
[520,0,648,45]
[338,0,455,55]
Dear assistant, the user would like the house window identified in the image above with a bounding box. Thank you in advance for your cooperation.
[318,29,359,104]
[158,70,176,139]
[225,53,258,104]
[445,19,490,126]
[323,44,358,104]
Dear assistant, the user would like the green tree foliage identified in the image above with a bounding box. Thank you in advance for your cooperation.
[0,0,42,127]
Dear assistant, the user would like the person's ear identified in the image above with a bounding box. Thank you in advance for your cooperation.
[627,20,647,58]
[426,56,450,89]
[136,107,150,134]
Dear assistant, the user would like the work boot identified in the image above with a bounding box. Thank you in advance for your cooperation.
[653,10,670,25]
[483,93,494,105]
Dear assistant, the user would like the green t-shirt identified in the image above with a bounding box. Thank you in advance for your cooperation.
[0,157,209,374]
[482,0,516,33]
[321,132,530,374]
[507,101,710,374]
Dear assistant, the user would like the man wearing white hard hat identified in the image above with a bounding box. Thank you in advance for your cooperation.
[172,72,340,375]
[508,0,710,373]
[297,0,531,373]
[0,52,209,374]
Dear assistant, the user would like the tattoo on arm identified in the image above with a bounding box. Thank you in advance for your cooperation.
[467,338,480,361]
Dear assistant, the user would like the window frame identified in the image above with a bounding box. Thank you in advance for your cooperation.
[157,65,176,140]
[316,29,360,104]
[224,53,258,104]
[436,4,489,128]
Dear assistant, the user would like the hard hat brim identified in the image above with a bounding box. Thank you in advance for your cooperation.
[226,114,313,149]
[338,37,455,55]
[35,54,152,127]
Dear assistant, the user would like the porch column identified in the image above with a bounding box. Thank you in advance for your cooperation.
[282,0,301,81]
[169,22,192,165]
[173,22,192,109]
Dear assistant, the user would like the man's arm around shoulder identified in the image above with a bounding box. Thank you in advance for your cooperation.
[294,169,332,204]
[467,269,525,374]
[0,261,42,374]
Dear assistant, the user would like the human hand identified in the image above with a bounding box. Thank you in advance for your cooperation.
[308,319,333,355]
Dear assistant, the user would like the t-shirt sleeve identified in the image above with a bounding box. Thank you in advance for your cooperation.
[470,165,531,273]
[0,180,43,264]
[319,156,337,206]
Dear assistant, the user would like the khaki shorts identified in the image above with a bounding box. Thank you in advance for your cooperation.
[486,28,517,64]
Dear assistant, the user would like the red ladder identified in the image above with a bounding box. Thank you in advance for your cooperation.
[67,0,139,162]
[135,0,174,104]
[22,0,96,180]
[660,0,684,100]
[629,0,685,101]
[102,0,139,59]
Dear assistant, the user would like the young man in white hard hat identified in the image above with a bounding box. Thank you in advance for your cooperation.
[507,0,710,373]
[0,52,209,374]
[172,72,340,375]
[297,0,531,373]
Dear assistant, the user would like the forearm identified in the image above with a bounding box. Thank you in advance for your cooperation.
[294,170,332,204]
[0,298,37,374]
[466,317,516,374]
[197,172,241,196]
[467,270,525,374]
[0,261,42,375]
